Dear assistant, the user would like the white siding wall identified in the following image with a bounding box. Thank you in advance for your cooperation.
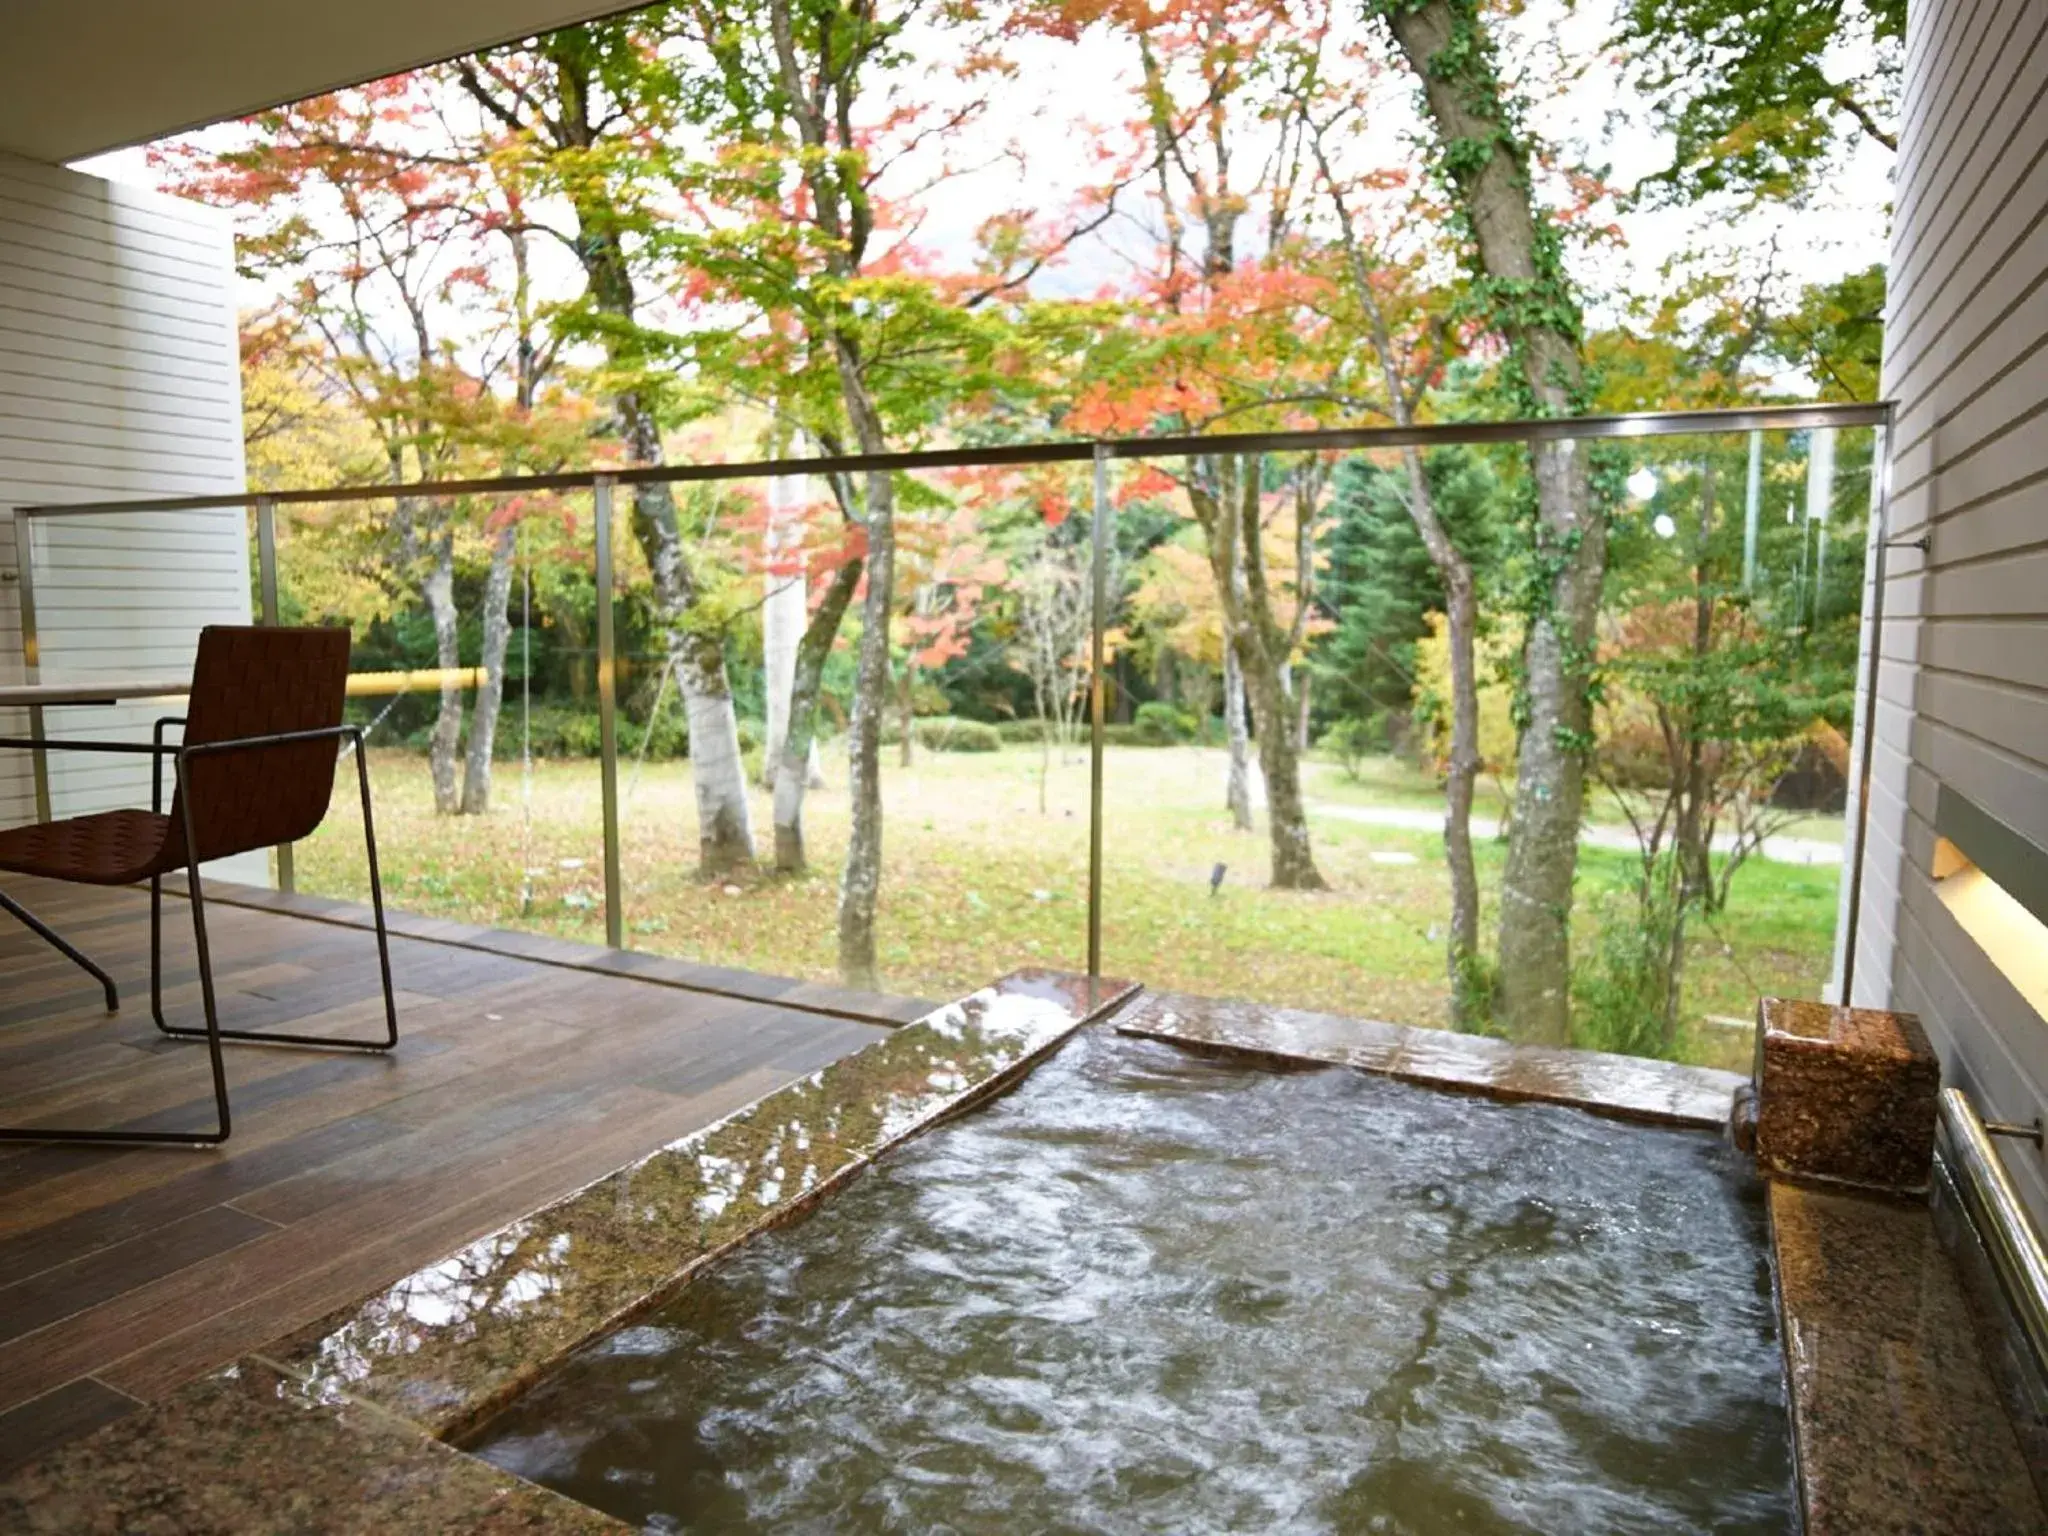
[1856,0,2048,1227]
[0,152,253,841]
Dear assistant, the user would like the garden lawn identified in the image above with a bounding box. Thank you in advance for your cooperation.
[298,744,1838,1072]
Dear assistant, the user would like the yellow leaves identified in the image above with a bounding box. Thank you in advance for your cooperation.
[1412,610,1520,777]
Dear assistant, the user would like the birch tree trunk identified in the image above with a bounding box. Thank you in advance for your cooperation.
[461,521,517,815]
[456,52,752,875]
[1382,0,1601,1043]
[618,404,756,876]
[1223,640,1255,830]
[421,525,464,816]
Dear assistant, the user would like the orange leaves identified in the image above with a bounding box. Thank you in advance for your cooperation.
[1118,464,1180,505]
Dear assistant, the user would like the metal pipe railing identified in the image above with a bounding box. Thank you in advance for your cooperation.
[9,400,1895,976]
[13,403,1889,519]
[1939,1086,2048,1379]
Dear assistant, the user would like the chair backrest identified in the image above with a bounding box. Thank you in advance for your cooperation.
[165,625,353,866]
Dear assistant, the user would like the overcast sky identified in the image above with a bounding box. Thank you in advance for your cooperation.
[78,0,1891,360]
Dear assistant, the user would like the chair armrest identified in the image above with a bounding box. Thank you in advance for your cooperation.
[0,736,178,756]
[176,724,362,761]
[153,717,188,814]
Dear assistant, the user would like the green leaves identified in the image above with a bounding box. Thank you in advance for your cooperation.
[1614,0,1901,207]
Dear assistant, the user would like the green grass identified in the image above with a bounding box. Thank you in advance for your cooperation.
[298,744,1838,1071]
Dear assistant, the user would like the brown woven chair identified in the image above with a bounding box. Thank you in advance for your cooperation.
[0,625,397,1146]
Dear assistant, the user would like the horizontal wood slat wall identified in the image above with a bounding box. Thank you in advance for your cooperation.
[0,153,250,834]
[1859,0,2048,1234]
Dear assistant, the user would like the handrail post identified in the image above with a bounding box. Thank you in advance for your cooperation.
[593,476,625,951]
[254,495,295,893]
[1838,407,1897,1007]
[1088,445,1110,983]
[13,509,50,822]
[255,496,280,626]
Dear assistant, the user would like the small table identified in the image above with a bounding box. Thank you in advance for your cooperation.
[0,675,192,821]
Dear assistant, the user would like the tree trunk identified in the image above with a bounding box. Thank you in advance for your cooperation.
[1237,634,1322,889]
[1223,628,1255,830]
[1193,454,1325,890]
[761,473,807,789]
[1397,447,1485,1025]
[617,404,756,875]
[461,521,517,815]
[897,659,915,767]
[422,527,463,816]
[565,195,753,877]
[834,347,896,989]
[1675,464,1719,907]
[1439,551,1484,1024]
[774,552,862,873]
[1314,135,1490,1020]
[1383,0,1600,1044]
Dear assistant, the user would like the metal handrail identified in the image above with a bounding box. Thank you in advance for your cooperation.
[1939,1086,2048,1379]
[10,402,1890,519]
[9,399,1896,966]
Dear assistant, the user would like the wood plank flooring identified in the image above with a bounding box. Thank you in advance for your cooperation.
[0,875,899,1475]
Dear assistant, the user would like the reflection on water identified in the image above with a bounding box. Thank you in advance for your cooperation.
[475,1031,1792,1534]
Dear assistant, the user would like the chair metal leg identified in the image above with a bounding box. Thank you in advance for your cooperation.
[150,872,169,1034]
[0,874,224,1147]
[357,736,401,1047]
[154,744,399,1051]
[0,888,118,1013]
[2,738,400,1147]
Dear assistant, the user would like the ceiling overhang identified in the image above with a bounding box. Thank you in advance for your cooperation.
[0,1,646,164]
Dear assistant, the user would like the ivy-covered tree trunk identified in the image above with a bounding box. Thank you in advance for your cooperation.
[460,522,518,814]
[1379,0,1601,1044]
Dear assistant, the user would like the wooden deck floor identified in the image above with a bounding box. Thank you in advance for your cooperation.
[0,875,906,1475]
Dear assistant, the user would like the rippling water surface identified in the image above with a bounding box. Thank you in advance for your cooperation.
[475,1030,1792,1534]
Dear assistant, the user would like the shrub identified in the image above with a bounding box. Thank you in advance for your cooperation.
[1571,856,1684,1061]
[1319,717,1378,781]
[1134,701,1199,745]
[916,716,1002,752]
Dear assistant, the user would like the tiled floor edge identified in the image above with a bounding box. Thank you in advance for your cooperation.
[1117,1016,1741,1131]
[263,969,1141,1446]
[184,876,935,1028]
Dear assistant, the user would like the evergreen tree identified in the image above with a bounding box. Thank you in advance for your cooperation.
[1314,447,1505,747]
